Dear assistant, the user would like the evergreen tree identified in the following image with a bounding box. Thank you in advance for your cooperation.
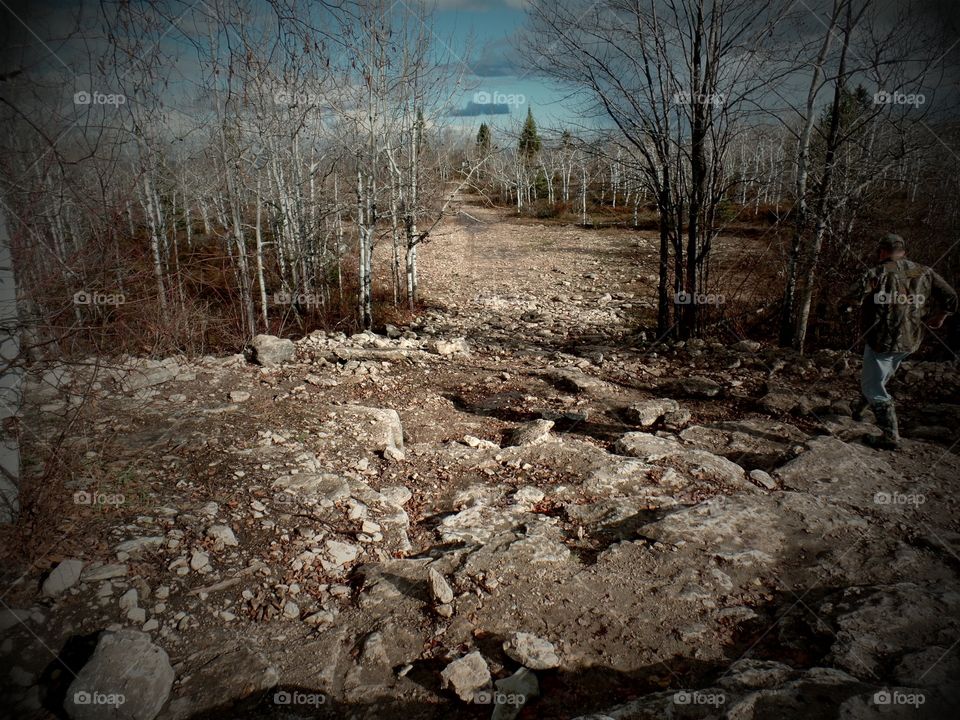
[476,122,491,156]
[518,108,541,159]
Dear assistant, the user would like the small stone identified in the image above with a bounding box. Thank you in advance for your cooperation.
[513,486,545,507]
[81,564,128,583]
[380,486,412,506]
[503,632,561,670]
[325,540,359,566]
[119,589,138,612]
[440,651,491,702]
[435,603,454,618]
[428,568,455,605]
[749,469,778,490]
[384,446,405,462]
[431,338,470,356]
[625,399,679,427]
[205,525,238,547]
[190,550,211,572]
[127,607,147,624]
[305,611,336,627]
[115,537,164,555]
[142,619,159,632]
[676,375,722,398]
[282,601,300,620]
[507,419,555,447]
[229,391,251,402]
[42,559,85,597]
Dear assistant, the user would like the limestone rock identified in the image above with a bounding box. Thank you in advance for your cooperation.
[321,405,404,451]
[81,564,128,583]
[42,559,85,597]
[625,399,679,427]
[503,632,561,670]
[507,419,555,447]
[440,651,491,702]
[205,525,238,547]
[65,630,174,720]
[430,338,470,356]
[427,567,454,605]
[673,375,721,398]
[250,334,295,367]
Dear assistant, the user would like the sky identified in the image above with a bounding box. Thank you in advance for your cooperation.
[3,0,958,146]
[0,0,576,141]
[426,0,578,134]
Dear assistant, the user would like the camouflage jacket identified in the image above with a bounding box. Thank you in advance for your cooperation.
[845,259,958,353]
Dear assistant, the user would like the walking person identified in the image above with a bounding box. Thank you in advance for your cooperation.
[843,234,957,449]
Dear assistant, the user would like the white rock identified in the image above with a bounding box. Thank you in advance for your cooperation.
[81,564,128,583]
[282,601,300,620]
[42,559,85,597]
[115,537,164,555]
[503,632,561,670]
[325,540,359,566]
[440,651,491,702]
[190,550,211,572]
[64,630,174,720]
[205,525,238,547]
[119,589,139,612]
[428,567,455,605]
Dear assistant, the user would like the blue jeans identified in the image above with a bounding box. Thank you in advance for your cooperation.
[861,345,911,406]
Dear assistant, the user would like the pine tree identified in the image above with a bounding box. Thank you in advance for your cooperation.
[476,122,491,155]
[518,108,541,159]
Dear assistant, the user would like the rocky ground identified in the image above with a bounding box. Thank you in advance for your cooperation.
[2,204,960,719]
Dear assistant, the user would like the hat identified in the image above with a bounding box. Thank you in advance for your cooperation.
[878,233,905,251]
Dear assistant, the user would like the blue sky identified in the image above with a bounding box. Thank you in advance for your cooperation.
[426,0,579,134]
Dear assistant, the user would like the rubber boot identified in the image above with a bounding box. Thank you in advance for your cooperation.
[866,401,900,450]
